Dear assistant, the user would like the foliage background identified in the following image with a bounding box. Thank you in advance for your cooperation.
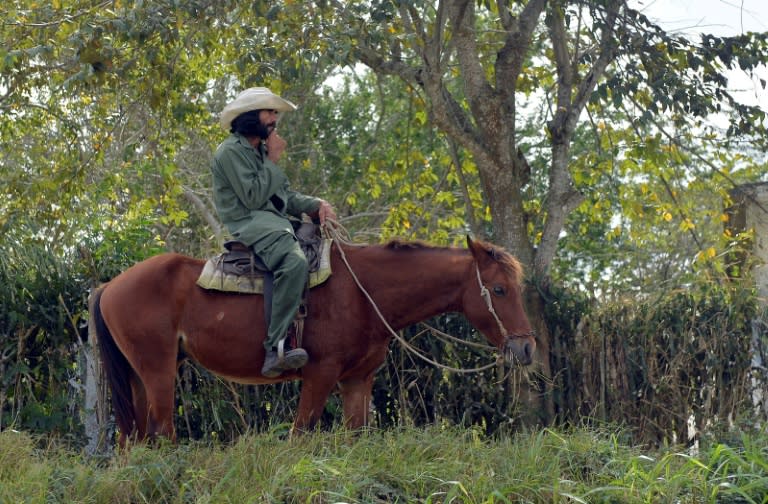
[1,0,767,448]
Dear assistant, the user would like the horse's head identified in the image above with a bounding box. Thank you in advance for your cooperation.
[462,236,536,366]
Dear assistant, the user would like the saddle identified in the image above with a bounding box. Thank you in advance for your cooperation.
[219,221,323,278]
[195,221,332,351]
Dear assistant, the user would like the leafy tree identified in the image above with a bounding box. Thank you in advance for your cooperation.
[319,0,768,422]
[3,0,767,433]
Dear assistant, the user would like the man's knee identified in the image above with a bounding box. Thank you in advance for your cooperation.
[282,246,308,276]
[269,233,307,276]
[255,232,306,271]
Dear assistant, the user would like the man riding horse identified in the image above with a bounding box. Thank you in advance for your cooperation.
[212,87,337,377]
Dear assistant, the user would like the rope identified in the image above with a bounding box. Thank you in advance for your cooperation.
[321,220,502,374]
[419,322,496,351]
[476,265,509,337]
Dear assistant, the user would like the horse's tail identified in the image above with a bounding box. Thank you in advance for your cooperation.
[91,286,135,438]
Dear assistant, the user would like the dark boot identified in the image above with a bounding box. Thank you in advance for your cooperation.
[261,350,283,378]
[261,340,309,378]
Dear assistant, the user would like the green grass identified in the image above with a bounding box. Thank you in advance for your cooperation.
[1,425,767,503]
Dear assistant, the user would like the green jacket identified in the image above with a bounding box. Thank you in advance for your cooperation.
[211,133,321,248]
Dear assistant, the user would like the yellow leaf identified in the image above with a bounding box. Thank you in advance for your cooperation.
[663,212,673,222]
[679,218,695,231]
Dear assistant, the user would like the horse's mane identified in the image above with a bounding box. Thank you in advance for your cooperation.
[382,238,524,283]
[383,239,441,251]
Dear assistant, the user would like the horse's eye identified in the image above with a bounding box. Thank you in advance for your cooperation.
[492,286,506,296]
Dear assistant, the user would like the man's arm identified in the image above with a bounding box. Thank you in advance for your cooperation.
[214,145,284,211]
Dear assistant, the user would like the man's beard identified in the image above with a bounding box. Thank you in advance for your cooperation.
[254,121,272,140]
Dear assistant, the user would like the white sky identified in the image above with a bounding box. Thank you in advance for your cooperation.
[631,0,768,111]
[634,0,768,35]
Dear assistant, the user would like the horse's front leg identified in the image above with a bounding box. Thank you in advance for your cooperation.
[293,369,338,432]
[338,373,375,429]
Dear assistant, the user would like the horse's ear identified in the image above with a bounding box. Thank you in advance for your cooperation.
[466,235,480,255]
[466,235,485,261]
[467,236,498,266]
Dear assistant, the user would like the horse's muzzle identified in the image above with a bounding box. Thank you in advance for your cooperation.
[504,333,535,365]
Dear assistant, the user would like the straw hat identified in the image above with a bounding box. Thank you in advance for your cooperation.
[219,87,297,130]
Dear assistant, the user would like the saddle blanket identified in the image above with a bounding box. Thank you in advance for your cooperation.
[196,238,333,294]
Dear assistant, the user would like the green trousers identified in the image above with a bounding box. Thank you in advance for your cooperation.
[252,231,308,350]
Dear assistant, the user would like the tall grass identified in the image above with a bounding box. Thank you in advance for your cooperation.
[2,425,767,503]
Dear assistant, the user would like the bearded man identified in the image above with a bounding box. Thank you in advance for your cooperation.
[212,87,336,377]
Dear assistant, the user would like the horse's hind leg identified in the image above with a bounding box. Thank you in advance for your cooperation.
[141,369,178,442]
[123,348,178,442]
[120,367,175,444]
[111,369,148,447]
[129,373,149,441]
[126,372,147,439]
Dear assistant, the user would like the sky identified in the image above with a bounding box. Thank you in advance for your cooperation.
[630,0,768,110]
[634,0,768,35]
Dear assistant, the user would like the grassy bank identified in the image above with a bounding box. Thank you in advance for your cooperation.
[1,425,767,503]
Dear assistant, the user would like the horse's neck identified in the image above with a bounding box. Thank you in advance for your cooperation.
[350,245,470,329]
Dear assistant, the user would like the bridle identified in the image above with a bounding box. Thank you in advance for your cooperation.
[475,262,536,341]
[475,263,509,337]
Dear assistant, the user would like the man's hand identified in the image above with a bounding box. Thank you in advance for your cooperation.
[316,200,337,225]
[265,132,287,162]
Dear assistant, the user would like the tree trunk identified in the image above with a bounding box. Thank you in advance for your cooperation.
[347,0,624,427]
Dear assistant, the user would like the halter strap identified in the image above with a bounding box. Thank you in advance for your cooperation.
[475,262,509,337]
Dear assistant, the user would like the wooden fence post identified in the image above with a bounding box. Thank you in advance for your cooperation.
[729,182,768,422]
[85,288,111,455]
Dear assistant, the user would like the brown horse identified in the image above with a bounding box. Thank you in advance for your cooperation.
[91,236,535,445]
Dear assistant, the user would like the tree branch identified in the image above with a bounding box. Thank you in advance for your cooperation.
[181,185,225,242]
[495,0,547,99]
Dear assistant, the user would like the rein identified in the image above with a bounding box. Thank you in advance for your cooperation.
[322,220,503,374]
